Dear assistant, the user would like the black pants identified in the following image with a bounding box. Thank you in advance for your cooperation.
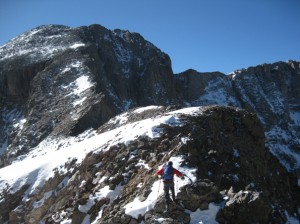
[163,181,175,205]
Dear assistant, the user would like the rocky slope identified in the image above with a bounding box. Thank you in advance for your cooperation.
[0,106,299,223]
[0,24,299,223]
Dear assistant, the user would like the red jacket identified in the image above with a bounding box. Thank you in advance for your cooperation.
[156,166,183,181]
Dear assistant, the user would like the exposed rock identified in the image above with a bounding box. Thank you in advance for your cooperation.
[216,190,272,224]
[177,179,222,211]
[144,197,190,224]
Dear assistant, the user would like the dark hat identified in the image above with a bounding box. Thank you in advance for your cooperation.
[168,161,173,166]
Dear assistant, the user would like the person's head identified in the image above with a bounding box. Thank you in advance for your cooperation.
[168,161,173,166]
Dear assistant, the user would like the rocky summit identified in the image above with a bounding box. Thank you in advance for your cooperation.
[0,24,299,223]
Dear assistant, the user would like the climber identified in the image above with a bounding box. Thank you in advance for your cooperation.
[156,161,184,210]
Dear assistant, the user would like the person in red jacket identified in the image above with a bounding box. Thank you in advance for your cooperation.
[156,161,184,210]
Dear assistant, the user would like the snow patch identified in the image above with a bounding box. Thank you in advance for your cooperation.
[61,61,82,73]
[73,97,87,107]
[133,105,162,114]
[122,100,133,111]
[290,111,300,125]
[70,43,85,49]
[187,202,224,224]
[233,148,240,157]
[192,78,237,106]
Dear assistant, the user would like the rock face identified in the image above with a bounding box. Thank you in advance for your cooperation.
[175,62,300,174]
[216,189,272,224]
[0,24,175,164]
[0,24,299,223]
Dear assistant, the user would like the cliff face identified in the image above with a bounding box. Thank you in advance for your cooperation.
[0,24,299,223]
[231,62,300,173]
[175,61,300,174]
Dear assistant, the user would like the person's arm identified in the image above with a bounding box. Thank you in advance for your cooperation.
[156,167,164,176]
[173,168,183,177]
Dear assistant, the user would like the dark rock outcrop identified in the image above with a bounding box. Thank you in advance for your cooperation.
[217,189,272,224]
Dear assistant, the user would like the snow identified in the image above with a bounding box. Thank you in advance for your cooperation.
[61,67,95,108]
[0,26,86,64]
[233,148,240,157]
[290,111,300,125]
[78,184,122,214]
[112,34,133,63]
[61,61,82,73]
[133,105,162,114]
[73,76,93,95]
[187,202,224,224]
[136,159,150,170]
[122,100,133,110]
[0,108,24,155]
[192,78,238,107]
[73,97,87,106]
[70,43,85,49]
[167,106,203,116]
[285,211,300,224]
[181,137,190,144]
[266,127,300,172]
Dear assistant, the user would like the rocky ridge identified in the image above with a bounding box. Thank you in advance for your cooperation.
[0,106,299,223]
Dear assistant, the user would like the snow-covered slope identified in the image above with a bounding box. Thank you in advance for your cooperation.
[0,106,194,195]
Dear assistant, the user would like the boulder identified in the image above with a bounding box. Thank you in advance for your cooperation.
[177,179,222,211]
[216,190,272,224]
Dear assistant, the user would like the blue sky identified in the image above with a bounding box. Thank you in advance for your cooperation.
[0,0,299,74]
